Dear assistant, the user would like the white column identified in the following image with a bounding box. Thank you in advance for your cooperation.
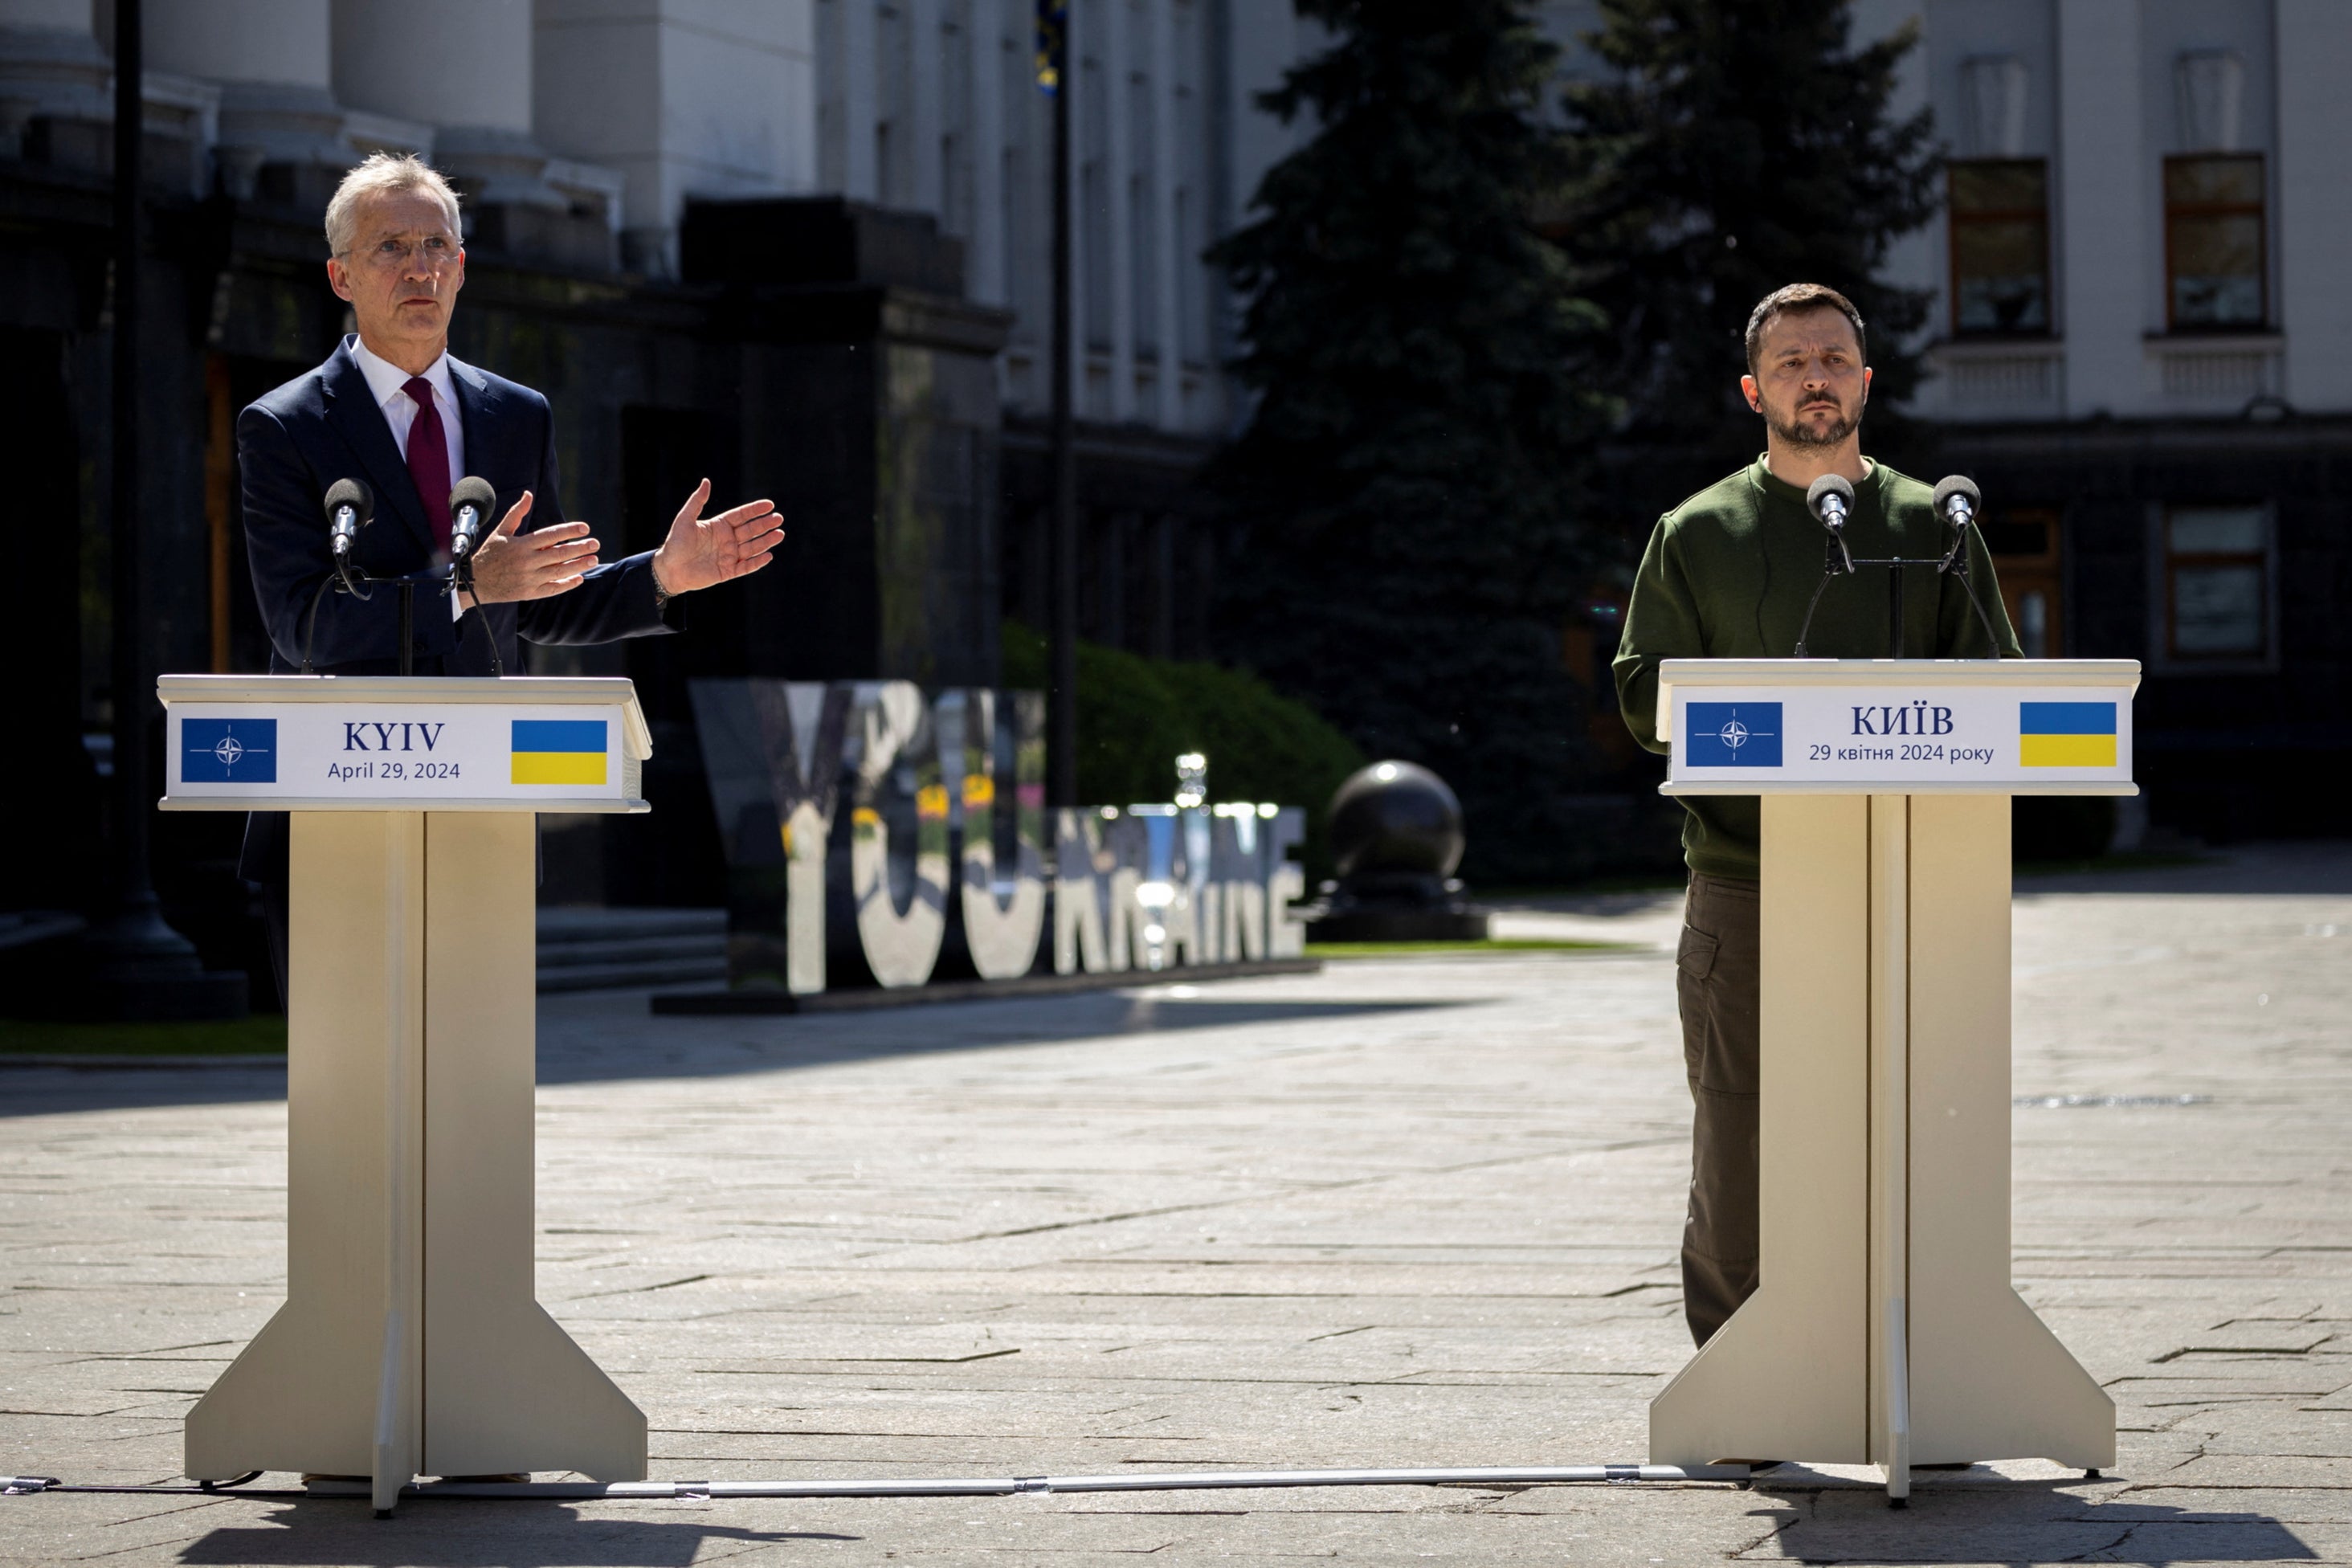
[147,0,380,192]
[335,0,556,208]
[841,0,879,202]
[1100,0,1134,423]
[2056,0,2146,418]
[966,0,1006,304]
[533,2,659,237]
[2274,0,2352,413]
[0,0,91,27]
[334,0,529,135]
[1850,1,1934,361]
[536,2,815,276]
[907,0,945,214]
[149,0,330,87]
[1145,0,1180,428]
[0,0,120,165]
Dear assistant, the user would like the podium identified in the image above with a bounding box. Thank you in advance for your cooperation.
[158,676,653,1513]
[1645,659,2137,1502]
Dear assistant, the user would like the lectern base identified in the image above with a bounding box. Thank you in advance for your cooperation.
[186,811,645,1493]
[1649,794,2112,1488]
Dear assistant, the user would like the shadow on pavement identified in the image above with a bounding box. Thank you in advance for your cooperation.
[168,1484,2323,1566]
[177,1504,855,1566]
[1749,1480,2318,1564]
[0,994,1468,1117]
[535,994,1470,1088]
[2016,839,2352,896]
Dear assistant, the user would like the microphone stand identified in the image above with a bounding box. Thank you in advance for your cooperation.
[451,547,504,678]
[300,541,376,676]
[1791,542,2000,660]
[304,560,505,679]
[397,576,417,678]
[332,566,453,677]
[1942,531,2007,656]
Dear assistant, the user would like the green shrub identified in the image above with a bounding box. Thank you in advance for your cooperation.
[1002,622,1365,877]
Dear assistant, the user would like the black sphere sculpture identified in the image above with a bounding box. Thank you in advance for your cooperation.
[1329,762,1464,883]
[1308,761,1492,943]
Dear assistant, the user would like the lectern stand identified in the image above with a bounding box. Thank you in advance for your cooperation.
[1645,659,2137,1502]
[158,676,653,1513]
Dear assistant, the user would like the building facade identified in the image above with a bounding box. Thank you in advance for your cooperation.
[1550,0,2352,843]
[0,0,1321,974]
[11,0,2334,975]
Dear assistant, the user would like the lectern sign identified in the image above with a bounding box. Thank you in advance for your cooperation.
[1658,659,2139,795]
[157,675,650,813]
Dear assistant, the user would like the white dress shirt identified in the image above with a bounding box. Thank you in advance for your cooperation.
[348,333,464,482]
[347,335,468,618]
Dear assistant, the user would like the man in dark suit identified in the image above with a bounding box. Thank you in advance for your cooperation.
[241,153,783,989]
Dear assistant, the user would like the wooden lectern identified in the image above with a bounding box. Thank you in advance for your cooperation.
[159,676,653,1513]
[1645,659,2137,1503]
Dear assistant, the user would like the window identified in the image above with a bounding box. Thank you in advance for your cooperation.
[1983,507,2064,658]
[1948,160,2050,335]
[2162,506,2268,660]
[2165,155,2266,330]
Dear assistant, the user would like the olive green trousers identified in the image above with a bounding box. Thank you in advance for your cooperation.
[1676,872,1761,1347]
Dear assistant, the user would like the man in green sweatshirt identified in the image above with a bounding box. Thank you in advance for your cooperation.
[1614,283,2019,1349]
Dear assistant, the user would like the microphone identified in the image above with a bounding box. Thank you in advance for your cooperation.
[1931,475,2005,655]
[1806,473,1854,535]
[306,478,376,673]
[447,476,497,561]
[324,477,373,564]
[444,475,505,678]
[1932,474,1980,532]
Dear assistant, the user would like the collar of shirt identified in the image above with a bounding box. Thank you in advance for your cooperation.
[345,333,472,624]
[345,333,461,463]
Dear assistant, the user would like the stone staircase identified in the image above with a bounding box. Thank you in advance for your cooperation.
[536,906,727,994]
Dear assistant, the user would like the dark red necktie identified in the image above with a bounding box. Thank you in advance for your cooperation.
[402,376,451,553]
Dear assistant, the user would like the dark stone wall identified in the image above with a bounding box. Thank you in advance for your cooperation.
[0,161,1027,981]
[1949,417,2352,843]
[998,417,1219,660]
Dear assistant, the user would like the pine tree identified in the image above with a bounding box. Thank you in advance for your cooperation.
[1561,0,1939,484]
[1208,0,1615,884]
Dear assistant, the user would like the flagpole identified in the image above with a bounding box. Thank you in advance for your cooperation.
[98,0,182,958]
[86,0,222,1015]
[1043,0,1078,811]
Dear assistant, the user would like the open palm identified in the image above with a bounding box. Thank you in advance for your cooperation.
[651,479,783,596]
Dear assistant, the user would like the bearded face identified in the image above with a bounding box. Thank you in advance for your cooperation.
[1762,379,1864,449]
[1742,306,1871,451]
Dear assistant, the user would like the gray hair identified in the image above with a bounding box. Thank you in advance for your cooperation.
[324,152,463,257]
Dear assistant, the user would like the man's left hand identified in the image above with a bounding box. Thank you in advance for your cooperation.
[650,479,783,598]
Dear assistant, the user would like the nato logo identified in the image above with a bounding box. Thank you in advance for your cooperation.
[1684,702,1782,767]
[182,718,276,783]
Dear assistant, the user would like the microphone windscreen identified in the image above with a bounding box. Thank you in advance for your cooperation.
[447,475,498,519]
[1805,473,1855,521]
[1931,474,1981,517]
[324,477,374,524]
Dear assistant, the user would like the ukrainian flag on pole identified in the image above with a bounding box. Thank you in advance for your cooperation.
[2019,703,2117,768]
[512,719,608,786]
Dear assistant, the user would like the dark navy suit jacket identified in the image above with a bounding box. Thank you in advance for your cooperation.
[238,336,677,881]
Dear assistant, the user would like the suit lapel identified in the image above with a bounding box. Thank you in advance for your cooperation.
[321,341,435,556]
[448,356,495,508]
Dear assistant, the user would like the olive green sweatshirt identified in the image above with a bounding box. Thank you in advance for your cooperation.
[1613,455,2021,880]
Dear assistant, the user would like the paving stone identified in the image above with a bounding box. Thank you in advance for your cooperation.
[2,845,2348,1562]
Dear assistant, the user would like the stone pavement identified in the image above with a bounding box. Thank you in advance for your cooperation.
[2,844,2348,1565]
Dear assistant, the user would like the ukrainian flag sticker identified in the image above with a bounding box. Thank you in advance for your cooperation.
[512,719,609,786]
[2019,702,2117,768]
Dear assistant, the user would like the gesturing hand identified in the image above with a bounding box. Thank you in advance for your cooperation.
[461,491,600,607]
[650,479,783,598]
